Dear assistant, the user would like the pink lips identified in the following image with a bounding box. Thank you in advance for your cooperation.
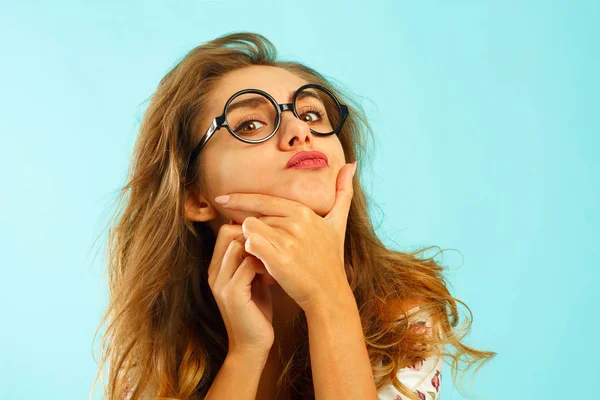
[285,151,328,169]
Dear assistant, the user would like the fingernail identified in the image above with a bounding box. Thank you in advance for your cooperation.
[351,161,357,177]
[215,195,229,205]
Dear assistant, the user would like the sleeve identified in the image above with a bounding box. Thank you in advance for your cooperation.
[377,306,443,400]
[121,375,134,400]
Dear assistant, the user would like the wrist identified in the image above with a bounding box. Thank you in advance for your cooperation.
[305,286,357,319]
[227,346,271,367]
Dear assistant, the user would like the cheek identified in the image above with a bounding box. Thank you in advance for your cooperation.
[330,152,347,173]
[329,138,346,164]
[200,151,238,196]
[206,151,266,194]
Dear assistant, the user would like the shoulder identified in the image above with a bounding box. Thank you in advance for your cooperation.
[378,356,443,400]
[377,301,444,399]
[385,298,432,326]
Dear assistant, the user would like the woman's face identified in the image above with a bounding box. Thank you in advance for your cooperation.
[185,65,347,232]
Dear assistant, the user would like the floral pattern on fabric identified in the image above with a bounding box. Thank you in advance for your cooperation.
[121,375,134,399]
[377,305,443,400]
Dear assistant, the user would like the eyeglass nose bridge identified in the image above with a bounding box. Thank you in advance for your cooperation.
[266,102,312,139]
[276,102,305,129]
[271,102,335,142]
[279,103,294,113]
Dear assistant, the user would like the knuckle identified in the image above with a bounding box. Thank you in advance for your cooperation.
[218,222,241,238]
[283,238,295,252]
[217,223,233,236]
[240,255,253,269]
[288,221,301,235]
[299,207,311,219]
[280,253,291,266]
[230,239,244,252]
[217,288,227,302]
[245,234,255,249]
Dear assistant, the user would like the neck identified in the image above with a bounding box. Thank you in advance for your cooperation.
[270,283,301,336]
[266,283,302,364]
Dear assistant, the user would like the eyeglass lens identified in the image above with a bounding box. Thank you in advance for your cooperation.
[224,87,342,140]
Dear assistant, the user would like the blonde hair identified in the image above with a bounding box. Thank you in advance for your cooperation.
[91,31,496,400]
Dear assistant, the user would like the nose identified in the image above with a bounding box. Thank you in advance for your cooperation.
[277,107,313,149]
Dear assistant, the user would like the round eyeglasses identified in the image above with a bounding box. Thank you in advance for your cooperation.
[186,83,349,169]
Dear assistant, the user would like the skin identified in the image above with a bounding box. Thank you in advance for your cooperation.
[184,65,348,361]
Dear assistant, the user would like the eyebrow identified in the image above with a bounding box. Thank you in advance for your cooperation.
[225,87,321,114]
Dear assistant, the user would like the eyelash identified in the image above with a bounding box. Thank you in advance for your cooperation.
[234,115,263,132]
[300,107,325,122]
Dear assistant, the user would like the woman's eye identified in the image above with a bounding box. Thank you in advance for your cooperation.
[235,120,266,134]
[300,111,322,123]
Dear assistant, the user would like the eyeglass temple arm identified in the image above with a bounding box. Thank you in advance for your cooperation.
[188,117,220,167]
[341,104,349,117]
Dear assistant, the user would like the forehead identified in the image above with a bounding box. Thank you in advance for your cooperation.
[210,65,310,112]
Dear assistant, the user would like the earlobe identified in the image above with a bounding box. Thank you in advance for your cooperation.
[184,190,219,222]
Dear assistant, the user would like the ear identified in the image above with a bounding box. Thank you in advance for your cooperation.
[184,188,219,222]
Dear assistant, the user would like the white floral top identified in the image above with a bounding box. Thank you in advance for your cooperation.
[377,306,443,400]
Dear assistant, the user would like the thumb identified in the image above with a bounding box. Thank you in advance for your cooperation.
[324,161,356,230]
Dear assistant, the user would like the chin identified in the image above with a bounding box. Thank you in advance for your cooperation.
[287,192,335,217]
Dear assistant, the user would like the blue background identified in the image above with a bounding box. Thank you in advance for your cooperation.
[1,1,598,399]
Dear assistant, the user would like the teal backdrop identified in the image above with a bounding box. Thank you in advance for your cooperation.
[1,1,598,399]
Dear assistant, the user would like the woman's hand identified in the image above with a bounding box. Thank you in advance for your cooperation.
[214,162,357,314]
[207,223,277,358]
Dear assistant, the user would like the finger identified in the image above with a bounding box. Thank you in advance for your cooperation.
[244,233,279,277]
[251,258,277,286]
[216,193,304,218]
[208,224,244,279]
[213,238,248,290]
[223,223,277,286]
[241,216,285,248]
[324,162,356,231]
[247,215,289,230]
[260,272,277,285]
[229,255,264,294]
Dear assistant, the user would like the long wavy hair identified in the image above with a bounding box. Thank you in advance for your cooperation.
[90,31,496,400]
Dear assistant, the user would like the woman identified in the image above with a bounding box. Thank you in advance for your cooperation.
[91,31,496,400]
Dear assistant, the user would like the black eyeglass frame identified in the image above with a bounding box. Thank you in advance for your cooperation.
[186,83,349,169]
